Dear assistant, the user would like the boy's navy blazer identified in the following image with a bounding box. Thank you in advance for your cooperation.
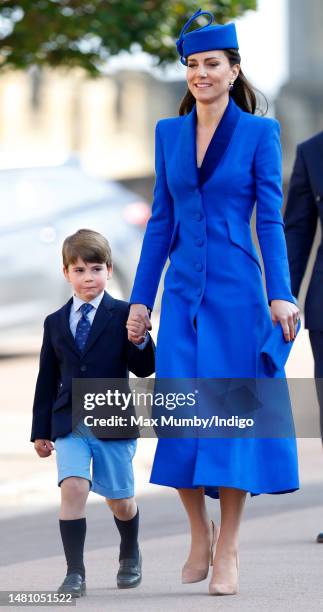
[284,131,323,330]
[31,291,155,442]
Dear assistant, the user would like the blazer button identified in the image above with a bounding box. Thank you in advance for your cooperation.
[80,365,87,372]
[195,238,204,247]
[196,287,202,296]
[195,263,203,272]
[316,195,321,202]
[194,212,203,222]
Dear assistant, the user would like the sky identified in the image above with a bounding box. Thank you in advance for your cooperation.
[106,0,289,100]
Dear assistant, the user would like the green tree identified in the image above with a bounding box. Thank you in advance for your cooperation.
[0,1,256,75]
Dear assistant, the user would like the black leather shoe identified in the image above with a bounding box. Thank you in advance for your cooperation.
[117,550,142,589]
[316,533,323,543]
[57,573,86,597]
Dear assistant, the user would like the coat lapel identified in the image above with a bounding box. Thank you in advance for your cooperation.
[176,97,242,189]
[198,97,241,185]
[82,291,115,356]
[176,105,199,189]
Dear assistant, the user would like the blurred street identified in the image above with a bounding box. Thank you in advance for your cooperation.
[0,481,323,611]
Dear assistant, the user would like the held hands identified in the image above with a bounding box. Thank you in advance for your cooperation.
[270,300,300,342]
[34,439,54,458]
[127,304,152,344]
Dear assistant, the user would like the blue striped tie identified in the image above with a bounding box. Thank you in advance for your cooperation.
[75,303,94,352]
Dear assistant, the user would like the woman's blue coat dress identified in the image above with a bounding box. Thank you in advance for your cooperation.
[130,97,299,498]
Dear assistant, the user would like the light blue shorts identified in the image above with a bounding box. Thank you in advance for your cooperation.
[54,424,137,499]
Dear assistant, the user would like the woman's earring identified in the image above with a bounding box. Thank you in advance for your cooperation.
[228,79,235,91]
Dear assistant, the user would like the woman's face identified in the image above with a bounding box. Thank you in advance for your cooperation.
[186,50,240,104]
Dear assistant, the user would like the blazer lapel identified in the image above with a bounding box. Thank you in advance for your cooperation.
[60,297,81,358]
[82,291,115,356]
[317,136,323,174]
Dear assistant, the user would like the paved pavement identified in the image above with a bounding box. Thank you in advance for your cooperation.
[1,319,323,610]
[1,483,323,611]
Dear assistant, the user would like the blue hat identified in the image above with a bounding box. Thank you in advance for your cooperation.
[176,8,239,65]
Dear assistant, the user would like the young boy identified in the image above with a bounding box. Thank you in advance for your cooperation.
[30,228,155,597]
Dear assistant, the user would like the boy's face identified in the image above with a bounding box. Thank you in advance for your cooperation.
[63,257,112,302]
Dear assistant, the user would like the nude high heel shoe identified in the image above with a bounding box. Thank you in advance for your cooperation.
[181,520,219,584]
[208,552,239,595]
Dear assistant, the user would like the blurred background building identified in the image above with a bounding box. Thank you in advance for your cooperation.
[276,0,323,175]
[0,1,316,181]
[1,0,322,184]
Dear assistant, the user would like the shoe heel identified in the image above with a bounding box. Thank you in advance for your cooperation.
[182,520,219,583]
[210,520,219,567]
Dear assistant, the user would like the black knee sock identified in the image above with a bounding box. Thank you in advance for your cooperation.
[59,518,86,579]
[114,507,139,561]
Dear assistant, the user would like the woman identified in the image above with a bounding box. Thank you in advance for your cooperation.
[127,9,300,596]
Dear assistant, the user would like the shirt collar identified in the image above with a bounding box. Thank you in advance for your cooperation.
[72,290,105,313]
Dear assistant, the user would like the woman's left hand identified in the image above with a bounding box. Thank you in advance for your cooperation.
[270,300,300,342]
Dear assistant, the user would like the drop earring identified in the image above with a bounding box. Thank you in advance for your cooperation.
[228,79,235,91]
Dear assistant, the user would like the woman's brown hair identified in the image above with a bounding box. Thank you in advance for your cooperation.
[179,48,267,116]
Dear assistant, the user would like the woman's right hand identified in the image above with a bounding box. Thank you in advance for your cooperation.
[126,304,152,343]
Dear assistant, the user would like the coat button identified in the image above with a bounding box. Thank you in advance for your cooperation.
[195,263,203,272]
[80,365,87,372]
[196,287,202,296]
[194,212,203,221]
[195,238,204,247]
[316,195,321,202]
